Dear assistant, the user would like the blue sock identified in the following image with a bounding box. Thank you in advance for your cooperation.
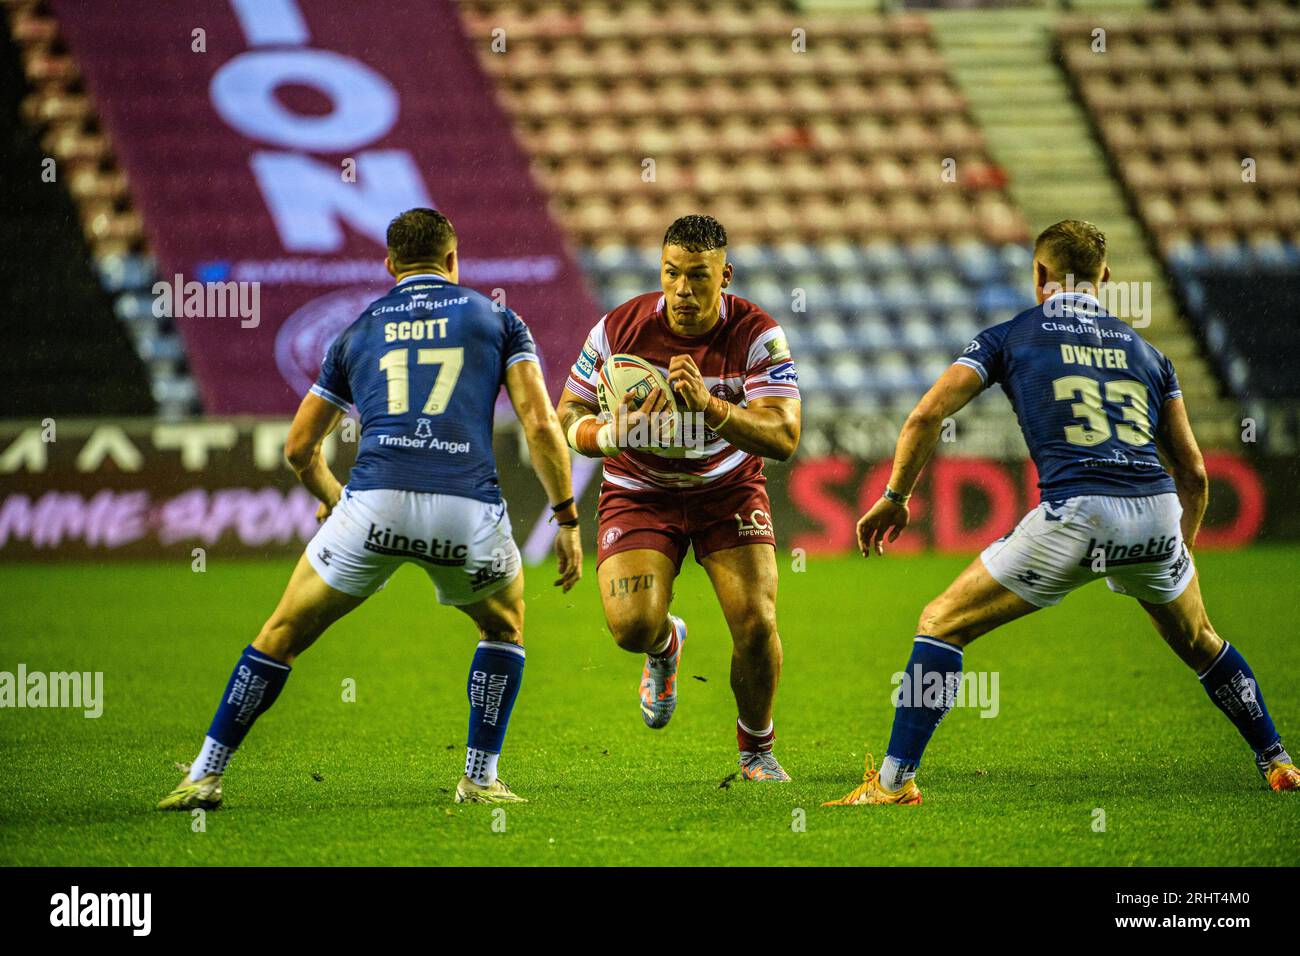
[465,641,525,784]
[881,636,964,789]
[190,645,292,779]
[1199,643,1288,773]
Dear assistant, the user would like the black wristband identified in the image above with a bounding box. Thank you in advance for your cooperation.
[557,518,579,528]
[550,497,575,513]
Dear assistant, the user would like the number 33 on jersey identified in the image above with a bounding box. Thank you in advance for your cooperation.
[954,290,1181,500]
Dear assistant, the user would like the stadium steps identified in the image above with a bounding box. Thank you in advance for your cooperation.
[929,8,1240,448]
[0,14,154,418]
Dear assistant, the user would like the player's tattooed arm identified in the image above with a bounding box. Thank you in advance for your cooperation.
[559,382,665,457]
[558,387,606,457]
[557,387,600,436]
[285,392,345,519]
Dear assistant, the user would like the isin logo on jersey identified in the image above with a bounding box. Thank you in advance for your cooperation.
[768,361,798,383]
[576,341,599,378]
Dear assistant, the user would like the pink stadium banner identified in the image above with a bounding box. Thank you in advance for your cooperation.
[54,0,597,413]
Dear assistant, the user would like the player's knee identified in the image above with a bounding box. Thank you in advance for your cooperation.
[479,626,523,646]
[1196,634,1223,669]
[917,601,944,638]
[729,611,777,653]
[917,601,968,646]
[478,617,523,647]
[1186,622,1222,670]
[608,614,662,654]
[478,600,524,646]
[253,618,308,663]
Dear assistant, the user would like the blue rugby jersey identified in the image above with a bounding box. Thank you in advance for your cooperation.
[954,292,1181,499]
[311,273,538,502]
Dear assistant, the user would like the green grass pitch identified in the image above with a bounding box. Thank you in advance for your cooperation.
[1,548,1297,866]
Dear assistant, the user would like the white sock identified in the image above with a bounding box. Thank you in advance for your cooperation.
[189,736,233,781]
[465,747,500,786]
[878,755,915,792]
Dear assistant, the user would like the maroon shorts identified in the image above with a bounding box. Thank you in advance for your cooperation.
[596,475,776,570]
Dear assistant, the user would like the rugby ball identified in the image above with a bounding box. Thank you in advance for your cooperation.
[596,353,681,455]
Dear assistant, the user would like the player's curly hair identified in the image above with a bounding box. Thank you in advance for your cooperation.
[663,214,728,252]
[1035,219,1107,283]
[387,207,457,268]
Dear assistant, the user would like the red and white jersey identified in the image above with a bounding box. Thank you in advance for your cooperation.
[565,292,800,490]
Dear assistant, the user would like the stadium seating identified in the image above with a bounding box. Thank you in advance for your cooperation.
[1058,0,1300,398]
[6,0,198,416]
[22,0,1285,416]
[457,0,1034,415]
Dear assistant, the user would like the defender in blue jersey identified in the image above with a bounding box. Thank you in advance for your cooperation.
[826,220,1297,806]
[159,209,583,810]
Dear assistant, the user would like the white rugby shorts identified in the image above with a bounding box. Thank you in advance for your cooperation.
[981,492,1195,608]
[306,487,521,605]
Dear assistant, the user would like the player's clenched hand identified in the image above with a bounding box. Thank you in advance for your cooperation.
[315,487,343,523]
[667,355,710,412]
[612,387,675,449]
[857,498,909,558]
[553,526,582,592]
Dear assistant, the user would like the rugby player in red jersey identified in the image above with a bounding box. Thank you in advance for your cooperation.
[558,215,802,781]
